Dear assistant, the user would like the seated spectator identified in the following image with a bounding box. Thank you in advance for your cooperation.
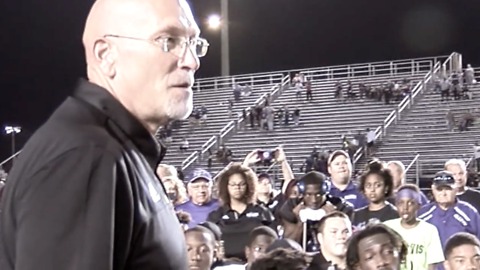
[418,171,480,247]
[280,171,353,252]
[185,226,217,270]
[352,161,399,229]
[156,164,188,206]
[176,168,219,227]
[384,184,444,270]
[249,248,309,270]
[443,232,480,270]
[346,224,408,270]
[180,137,189,152]
[308,211,352,270]
[207,163,274,261]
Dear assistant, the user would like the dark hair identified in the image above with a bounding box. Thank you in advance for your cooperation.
[301,171,327,186]
[315,211,350,234]
[249,248,309,270]
[444,232,480,259]
[397,183,420,194]
[184,226,216,246]
[198,221,222,241]
[285,179,299,198]
[216,163,257,206]
[359,160,394,198]
[346,224,407,270]
[246,226,279,248]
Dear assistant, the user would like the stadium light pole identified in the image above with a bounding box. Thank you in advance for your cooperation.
[5,126,21,157]
[207,0,230,76]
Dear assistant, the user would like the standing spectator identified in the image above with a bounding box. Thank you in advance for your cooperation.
[418,171,480,247]
[446,110,455,132]
[177,168,219,228]
[386,161,429,205]
[464,64,475,85]
[305,79,313,101]
[207,163,274,261]
[444,159,480,212]
[279,171,353,252]
[284,106,290,125]
[352,161,399,229]
[180,137,189,152]
[184,226,217,270]
[346,224,408,270]
[157,164,189,206]
[293,107,300,126]
[384,184,444,270]
[443,233,480,270]
[249,107,255,128]
[334,81,343,99]
[366,128,376,156]
[327,150,368,209]
[308,212,352,270]
[441,79,450,102]
[228,99,234,117]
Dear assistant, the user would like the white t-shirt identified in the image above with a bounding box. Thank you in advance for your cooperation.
[384,218,444,270]
[367,131,376,143]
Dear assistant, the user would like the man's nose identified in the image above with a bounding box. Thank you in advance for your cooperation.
[179,45,200,71]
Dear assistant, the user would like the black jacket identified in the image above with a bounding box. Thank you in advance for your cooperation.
[0,80,188,270]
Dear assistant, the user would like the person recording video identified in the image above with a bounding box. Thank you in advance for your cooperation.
[279,171,353,252]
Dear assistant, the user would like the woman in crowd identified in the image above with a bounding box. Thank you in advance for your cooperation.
[156,164,188,206]
[207,163,274,261]
[352,160,398,229]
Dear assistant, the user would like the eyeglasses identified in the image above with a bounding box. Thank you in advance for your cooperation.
[228,182,247,188]
[103,34,210,58]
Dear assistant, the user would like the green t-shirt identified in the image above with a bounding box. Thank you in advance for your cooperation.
[384,218,444,270]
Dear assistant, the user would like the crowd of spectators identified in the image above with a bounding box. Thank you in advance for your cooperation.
[134,146,480,270]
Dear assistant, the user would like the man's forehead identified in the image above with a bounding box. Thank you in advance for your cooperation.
[150,0,200,36]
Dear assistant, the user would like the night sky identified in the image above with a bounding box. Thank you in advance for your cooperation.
[1,0,480,161]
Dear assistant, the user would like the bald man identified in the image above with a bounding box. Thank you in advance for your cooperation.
[0,0,208,269]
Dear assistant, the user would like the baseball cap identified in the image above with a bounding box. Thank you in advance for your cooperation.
[187,168,213,184]
[327,150,350,165]
[432,171,456,188]
[257,172,274,185]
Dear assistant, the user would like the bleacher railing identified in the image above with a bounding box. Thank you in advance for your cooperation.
[405,153,421,186]
[183,55,448,173]
[352,53,457,165]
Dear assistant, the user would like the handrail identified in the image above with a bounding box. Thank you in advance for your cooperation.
[195,55,449,82]
[0,150,22,168]
[184,55,448,173]
[353,55,448,165]
[182,151,199,171]
[405,153,421,185]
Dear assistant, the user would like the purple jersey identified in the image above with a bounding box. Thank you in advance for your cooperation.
[418,200,480,247]
[329,181,368,209]
[176,199,219,228]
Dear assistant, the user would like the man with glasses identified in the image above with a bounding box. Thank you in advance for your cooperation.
[0,0,208,269]
[177,168,219,227]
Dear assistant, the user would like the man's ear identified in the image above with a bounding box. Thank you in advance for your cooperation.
[93,39,116,77]
[443,260,450,270]
[244,246,251,261]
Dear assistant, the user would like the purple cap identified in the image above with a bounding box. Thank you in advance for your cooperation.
[187,168,213,183]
